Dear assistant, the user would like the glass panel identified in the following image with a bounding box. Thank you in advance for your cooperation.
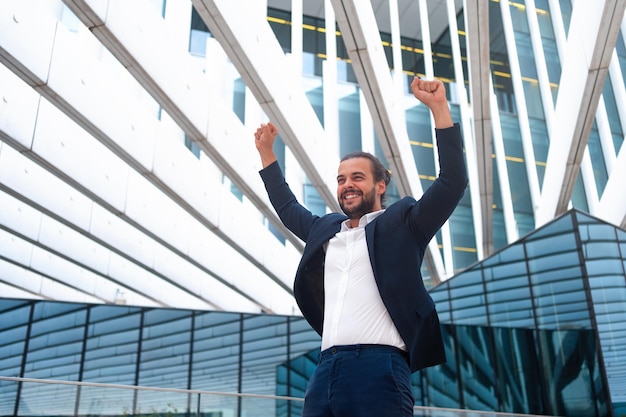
[431,282,452,321]
[241,315,288,416]
[535,0,561,103]
[303,15,325,77]
[448,269,488,325]
[538,328,609,416]
[450,204,478,270]
[485,259,534,328]
[339,91,362,156]
[492,327,543,415]
[276,316,319,416]
[407,102,435,191]
[191,312,241,393]
[0,301,31,415]
[189,7,211,56]
[571,172,590,212]
[83,305,142,384]
[455,325,498,412]
[232,77,245,124]
[17,379,78,416]
[529,118,549,186]
[268,7,291,53]
[138,309,192,389]
[402,36,425,78]
[587,124,608,197]
[19,302,88,414]
[491,1,515,114]
[579,217,626,407]
[602,71,624,155]
[432,26,455,81]
[421,324,461,409]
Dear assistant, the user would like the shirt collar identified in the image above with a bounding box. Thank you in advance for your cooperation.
[340,209,385,232]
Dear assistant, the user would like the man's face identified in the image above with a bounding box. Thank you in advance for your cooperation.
[336,157,385,220]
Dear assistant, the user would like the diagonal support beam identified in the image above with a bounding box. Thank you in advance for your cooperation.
[537,0,626,226]
[191,0,340,213]
[329,0,416,197]
[329,0,444,283]
[61,0,319,250]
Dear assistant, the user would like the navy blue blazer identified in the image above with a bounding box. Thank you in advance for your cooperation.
[260,124,467,372]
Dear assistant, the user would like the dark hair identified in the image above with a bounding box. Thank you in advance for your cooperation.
[340,151,392,208]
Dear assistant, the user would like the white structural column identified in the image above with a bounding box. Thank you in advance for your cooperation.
[191,0,340,212]
[526,0,555,129]
[328,0,420,198]
[465,0,493,256]
[419,0,433,79]
[536,0,626,226]
[444,0,479,265]
[291,0,303,76]
[489,77,518,243]
[329,0,445,283]
[420,1,455,277]
[323,0,340,189]
[609,50,626,143]
[59,0,307,251]
[389,0,403,94]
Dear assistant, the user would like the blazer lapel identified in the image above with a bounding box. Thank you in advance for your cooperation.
[364,220,378,279]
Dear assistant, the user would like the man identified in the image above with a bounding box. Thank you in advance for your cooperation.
[254,77,467,416]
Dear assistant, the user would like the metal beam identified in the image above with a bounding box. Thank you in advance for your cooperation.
[61,0,308,251]
[191,0,340,213]
[466,0,493,257]
[537,0,626,226]
[328,0,445,283]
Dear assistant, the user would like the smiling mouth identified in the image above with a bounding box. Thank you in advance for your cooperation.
[342,191,361,201]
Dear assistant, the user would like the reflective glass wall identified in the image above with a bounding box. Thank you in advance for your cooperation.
[0,302,319,417]
[0,212,623,417]
[0,211,626,416]
[279,324,607,417]
[278,210,624,417]
[430,210,624,416]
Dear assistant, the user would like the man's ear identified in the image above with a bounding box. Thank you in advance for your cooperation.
[376,180,386,196]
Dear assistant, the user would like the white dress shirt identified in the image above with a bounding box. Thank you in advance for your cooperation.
[320,210,407,351]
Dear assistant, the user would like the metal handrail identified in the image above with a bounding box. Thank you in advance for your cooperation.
[0,376,303,402]
[0,375,554,416]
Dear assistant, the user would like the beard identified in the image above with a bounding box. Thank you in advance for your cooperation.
[339,186,378,220]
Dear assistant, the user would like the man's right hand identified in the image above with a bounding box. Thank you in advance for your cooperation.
[411,77,453,129]
[254,122,278,168]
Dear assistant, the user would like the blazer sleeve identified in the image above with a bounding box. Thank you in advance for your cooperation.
[407,123,468,241]
[259,161,319,242]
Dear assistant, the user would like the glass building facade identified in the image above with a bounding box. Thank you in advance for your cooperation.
[281,209,626,417]
[1,210,624,416]
[2,1,626,416]
[1,0,625,312]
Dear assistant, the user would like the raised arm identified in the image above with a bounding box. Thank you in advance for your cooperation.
[407,77,467,239]
[411,77,453,129]
[254,122,324,242]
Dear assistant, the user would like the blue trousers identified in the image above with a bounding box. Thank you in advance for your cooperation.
[302,344,415,417]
